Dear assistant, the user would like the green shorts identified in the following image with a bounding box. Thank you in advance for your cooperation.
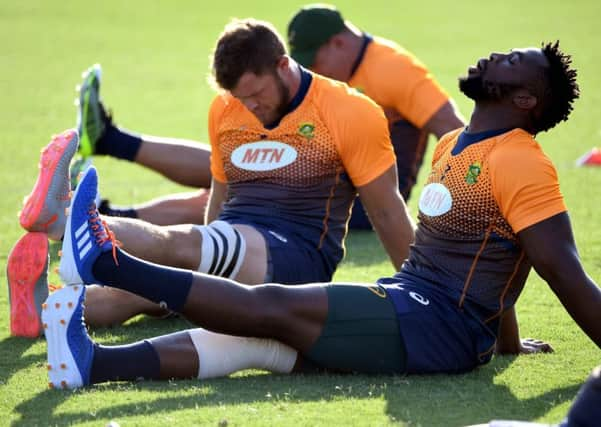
[305,283,406,374]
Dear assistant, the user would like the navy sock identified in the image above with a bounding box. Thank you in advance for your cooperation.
[90,340,160,383]
[92,249,193,312]
[96,124,142,161]
[98,199,138,219]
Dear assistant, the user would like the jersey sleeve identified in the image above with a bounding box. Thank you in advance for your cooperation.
[208,95,228,183]
[331,91,396,187]
[490,135,567,233]
[375,51,450,128]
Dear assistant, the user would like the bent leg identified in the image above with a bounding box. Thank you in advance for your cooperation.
[84,285,171,328]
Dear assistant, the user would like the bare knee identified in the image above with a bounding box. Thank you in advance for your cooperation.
[245,285,300,338]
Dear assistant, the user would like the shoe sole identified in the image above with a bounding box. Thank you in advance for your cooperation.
[78,65,101,158]
[7,232,49,338]
[19,129,79,240]
[42,285,86,389]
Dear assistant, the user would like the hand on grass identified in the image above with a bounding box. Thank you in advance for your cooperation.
[519,338,554,354]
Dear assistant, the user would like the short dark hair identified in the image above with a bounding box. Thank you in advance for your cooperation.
[535,41,580,133]
[211,18,286,91]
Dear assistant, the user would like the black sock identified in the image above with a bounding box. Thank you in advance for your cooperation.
[98,199,138,219]
[92,249,193,312]
[90,340,160,383]
[96,124,142,161]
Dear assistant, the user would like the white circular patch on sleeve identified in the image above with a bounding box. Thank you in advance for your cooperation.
[418,183,452,216]
[231,141,297,171]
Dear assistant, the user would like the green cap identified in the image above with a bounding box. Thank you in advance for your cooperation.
[287,4,346,67]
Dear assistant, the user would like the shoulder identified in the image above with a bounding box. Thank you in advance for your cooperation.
[368,37,426,70]
[310,73,385,122]
[209,92,244,118]
[489,129,559,189]
[491,129,554,166]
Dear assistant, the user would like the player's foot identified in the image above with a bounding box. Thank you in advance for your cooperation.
[69,155,93,190]
[19,130,79,241]
[59,165,118,285]
[7,232,49,338]
[43,285,94,389]
[77,64,111,158]
[69,155,101,210]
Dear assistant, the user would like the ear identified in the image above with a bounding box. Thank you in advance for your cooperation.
[277,55,289,70]
[512,89,537,110]
[329,33,346,49]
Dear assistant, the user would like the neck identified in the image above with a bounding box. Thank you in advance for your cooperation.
[286,60,303,103]
[467,102,529,133]
[341,30,364,81]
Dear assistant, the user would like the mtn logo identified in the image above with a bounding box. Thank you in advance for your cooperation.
[231,141,298,171]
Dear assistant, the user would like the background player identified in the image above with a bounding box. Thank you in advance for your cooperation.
[287,4,465,228]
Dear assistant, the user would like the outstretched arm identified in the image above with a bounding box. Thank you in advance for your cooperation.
[495,306,553,354]
[205,179,228,224]
[357,165,416,271]
[422,100,465,139]
[518,212,601,348]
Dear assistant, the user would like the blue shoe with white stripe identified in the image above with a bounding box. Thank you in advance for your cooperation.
[59,165,116,285]
[43,285,93,389]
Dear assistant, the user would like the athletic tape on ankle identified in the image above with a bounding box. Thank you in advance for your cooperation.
[194,221,246,279]
[188,328,297,379]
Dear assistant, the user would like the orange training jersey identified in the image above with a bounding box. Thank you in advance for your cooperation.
[348,36,450,128]
[209,69,394,274]
[400,128,566,323]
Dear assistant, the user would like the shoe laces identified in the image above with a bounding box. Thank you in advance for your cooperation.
[88,204,122,265]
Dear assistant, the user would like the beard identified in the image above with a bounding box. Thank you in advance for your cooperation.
[459,74,520,102]
[270,72,291,124]
[459,74,489,101]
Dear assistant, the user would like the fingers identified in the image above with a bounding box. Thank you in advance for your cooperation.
[522,338,554,353]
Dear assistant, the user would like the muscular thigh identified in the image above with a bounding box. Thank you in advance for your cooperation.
[305,283,406,374]
[231,224,268,284]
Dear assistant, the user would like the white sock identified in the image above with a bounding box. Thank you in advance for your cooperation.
[187,328,298,379]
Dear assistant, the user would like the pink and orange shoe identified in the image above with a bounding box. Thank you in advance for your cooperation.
[19,129,79,241]
[7,232,50,338]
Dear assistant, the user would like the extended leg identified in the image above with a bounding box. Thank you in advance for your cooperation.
[43,285,301,388]
[77,64,211,187]
[100,189,209,225]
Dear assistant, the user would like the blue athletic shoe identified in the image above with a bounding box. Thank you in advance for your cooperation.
[59,165,115,285]
[42,285,94,389]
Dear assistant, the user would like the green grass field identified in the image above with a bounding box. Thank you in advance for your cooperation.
[1,1,600,425]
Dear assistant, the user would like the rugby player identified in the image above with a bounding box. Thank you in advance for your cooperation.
[20,18,414,327]
[287,4,465,228]
[42,40,600,388]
